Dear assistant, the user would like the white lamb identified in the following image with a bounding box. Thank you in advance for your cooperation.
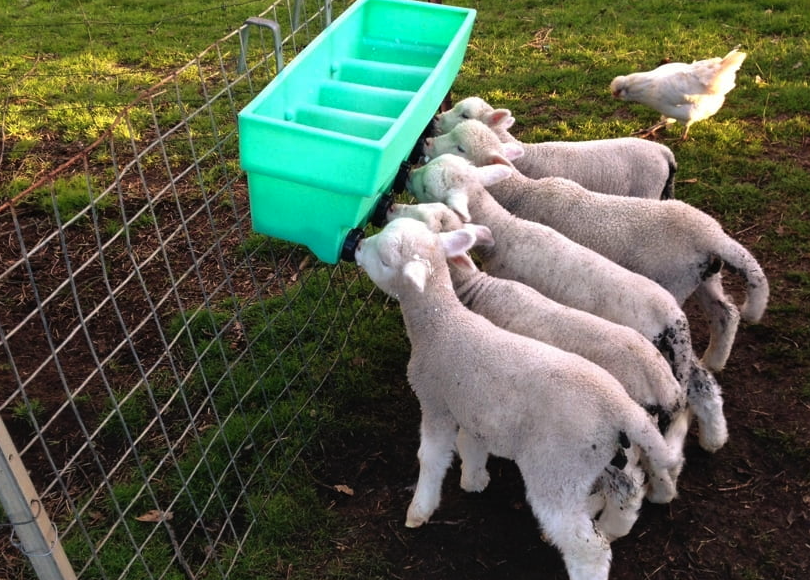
[433,96,677,199]
[354,216,683,580]
[406,154,728,453]
[388,201,689,455]
[424,119,770,372]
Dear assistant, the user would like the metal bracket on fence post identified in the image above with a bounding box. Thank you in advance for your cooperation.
[238,17,284,75]
[293,0,333,29]
[0,418,76,580]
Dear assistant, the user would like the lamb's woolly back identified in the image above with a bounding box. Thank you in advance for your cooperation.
[433,97,677,199]
[405,155,695,372]
[427,119,769,329]
[490,170,769,324]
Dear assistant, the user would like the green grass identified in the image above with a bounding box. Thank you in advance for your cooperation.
[0,0,302,146]
[11,398,46,426]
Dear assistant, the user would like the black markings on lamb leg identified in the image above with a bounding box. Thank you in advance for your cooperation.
[653,328,676,362]
[689,364,714,396]
[653,319,691,384]
[653,327,677,373]
[610,431,631,469]
[644,404,672,435]
[610,448,628,470]
[700,256,723,280]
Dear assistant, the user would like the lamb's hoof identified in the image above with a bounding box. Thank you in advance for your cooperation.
[460,470,490,493]
[645,480,677,504]
[405,505,430,528]
[698,421,729,453]
[700,353,728,373]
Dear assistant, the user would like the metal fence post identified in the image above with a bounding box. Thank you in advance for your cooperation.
[0,418,76,580]
[238,17,284,74]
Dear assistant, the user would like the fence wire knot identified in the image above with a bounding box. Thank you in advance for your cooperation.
[2,500,59,557]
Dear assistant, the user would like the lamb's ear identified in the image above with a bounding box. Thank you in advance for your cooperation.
[464,223,494,247]
[500,142,524,161]
[482,108,516,130]
[445,191,472,222]
[475,163,513,186]
[439,228,477,259]
[482,151,518,170]
[402,260,429,293]
[447,252,477,271]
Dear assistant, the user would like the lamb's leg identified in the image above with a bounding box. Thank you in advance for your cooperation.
[530,497,612,580]
[663,410,690,480]
[688,361,729,452]
[405,414,458,528]
[456,427,491,492]
[652,317,693,389]
[595,464,645,542]
[694,272,740,372]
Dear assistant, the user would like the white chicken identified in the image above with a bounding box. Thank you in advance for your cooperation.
[610,48,747,140]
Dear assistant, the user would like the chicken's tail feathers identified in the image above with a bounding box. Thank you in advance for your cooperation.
[722,48,748,70]
[708,49,747,94]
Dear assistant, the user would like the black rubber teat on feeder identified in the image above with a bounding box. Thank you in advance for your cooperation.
[393,122,434,194]
[341,228,365,262]
[371,193,394,227]
[392,160,411,194]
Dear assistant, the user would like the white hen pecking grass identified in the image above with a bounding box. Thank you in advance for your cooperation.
[610,48,747,140]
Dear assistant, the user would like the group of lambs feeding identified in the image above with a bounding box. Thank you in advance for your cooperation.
[353,97,768,580]
[355,217,682,580]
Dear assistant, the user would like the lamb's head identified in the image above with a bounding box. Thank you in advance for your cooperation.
[406,154,513,221]
[386,203,495,273]
[387,202,466,233]
[354,217,479,296]
[423,119,523,168]
[434,97,516,135]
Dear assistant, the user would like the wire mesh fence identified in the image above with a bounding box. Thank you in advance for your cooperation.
[0,1,391,578]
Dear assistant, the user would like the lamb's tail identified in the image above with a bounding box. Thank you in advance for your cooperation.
[660,159,677,200]
[622,411,684,504]
[718,238,769,322]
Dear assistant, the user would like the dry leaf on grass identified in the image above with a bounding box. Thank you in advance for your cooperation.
[135,510,173,523]
[334,484,355,496]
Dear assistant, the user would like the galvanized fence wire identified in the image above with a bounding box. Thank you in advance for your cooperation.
[0,1,388,579]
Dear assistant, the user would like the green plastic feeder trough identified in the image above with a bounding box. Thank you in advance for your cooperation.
[238,0,476,263]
